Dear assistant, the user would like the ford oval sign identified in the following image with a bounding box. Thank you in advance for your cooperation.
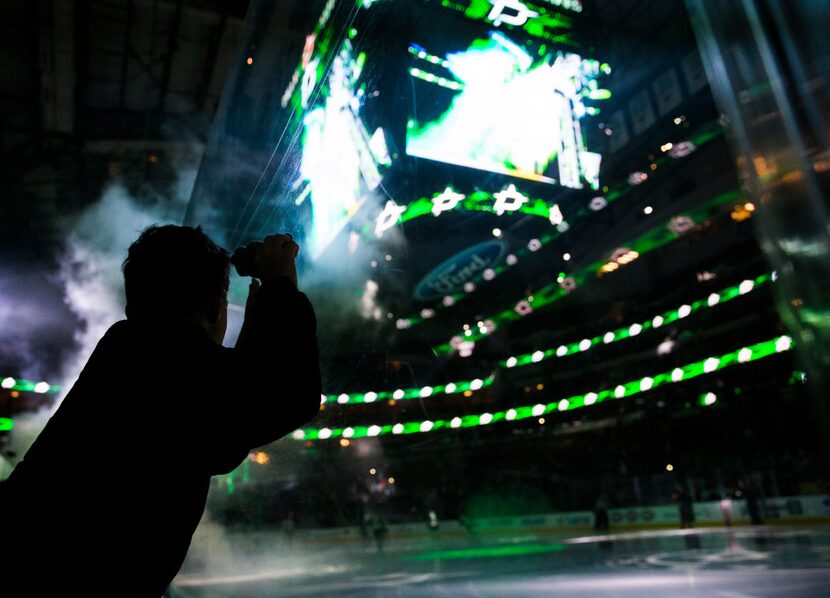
[414,241,506,301]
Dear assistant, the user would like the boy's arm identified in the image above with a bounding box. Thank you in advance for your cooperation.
[207,235,321,472]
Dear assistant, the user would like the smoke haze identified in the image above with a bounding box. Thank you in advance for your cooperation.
[3,160,199,471]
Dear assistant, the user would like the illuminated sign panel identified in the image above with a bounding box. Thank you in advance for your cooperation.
[415,240,507,300]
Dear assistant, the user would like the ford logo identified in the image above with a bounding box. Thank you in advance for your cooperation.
[414,241,506,301]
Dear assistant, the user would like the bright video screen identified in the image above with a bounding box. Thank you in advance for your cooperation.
[272,0,608,260]
[278,3,390,258]
[405,30,604,188]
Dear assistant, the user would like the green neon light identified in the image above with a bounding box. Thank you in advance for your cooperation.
[293,336,792,441]
[0,376,60,394]
[408,45,450,69]
[502,274,770,368]
[2,369,495,410]
[0,418,13,432]
[391,121,724,331]
[322,376,494,406]
[408,67,463,91]
[432,187,743,354]
[398,188,556,225]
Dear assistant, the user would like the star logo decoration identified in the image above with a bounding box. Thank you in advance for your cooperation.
[450,335,476,357]
[559,276,577,292]
[480,320,497,334]
[493,184,529,216]
[431,187,466,216]
[669,141,696,159]
[514,300,533,316]
[668,215,696,234]
[589,196,608,211]
[488,0,539,27]
[375,200,407,238]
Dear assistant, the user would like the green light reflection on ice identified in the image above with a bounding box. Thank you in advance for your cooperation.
[408,542,566,561]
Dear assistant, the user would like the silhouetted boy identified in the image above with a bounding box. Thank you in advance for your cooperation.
[1,225,321,596]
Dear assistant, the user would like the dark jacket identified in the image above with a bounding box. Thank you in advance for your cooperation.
[1,277,321,596]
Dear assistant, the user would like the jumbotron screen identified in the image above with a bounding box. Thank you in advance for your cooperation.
[276,0,607,258]
[405,31,603,187]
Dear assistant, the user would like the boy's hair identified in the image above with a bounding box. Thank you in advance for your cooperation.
[123,225,230,320]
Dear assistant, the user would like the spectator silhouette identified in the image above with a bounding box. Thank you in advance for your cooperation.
[672,482,700,549]
[673,482,695,529]
[738,475,764,525]
[0,225,321,596]
[593,493,610,533]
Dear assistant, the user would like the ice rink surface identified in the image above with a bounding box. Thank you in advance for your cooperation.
[171,525,830,597]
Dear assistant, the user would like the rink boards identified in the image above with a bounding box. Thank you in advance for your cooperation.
[291,494,830,544]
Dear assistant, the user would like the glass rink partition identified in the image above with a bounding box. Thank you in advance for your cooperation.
[179,0,830,594]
